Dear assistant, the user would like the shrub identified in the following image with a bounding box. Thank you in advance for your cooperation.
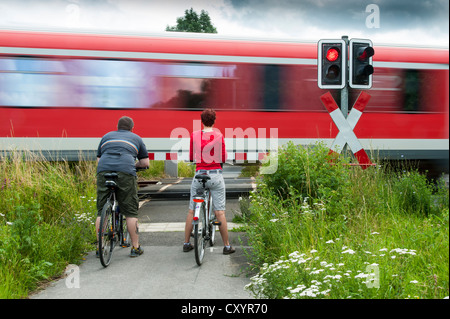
[261,142,353,215]
[244,143,449,299]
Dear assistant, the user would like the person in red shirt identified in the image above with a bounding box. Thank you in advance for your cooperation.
[183,109,235,255]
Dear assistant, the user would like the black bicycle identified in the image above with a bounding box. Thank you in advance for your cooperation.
[97,172,130,267]
[192,173,221,266]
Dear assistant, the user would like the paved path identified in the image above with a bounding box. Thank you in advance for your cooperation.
[31,184,255,299]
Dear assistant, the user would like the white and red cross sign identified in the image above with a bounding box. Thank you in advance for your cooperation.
[320,91,373,169]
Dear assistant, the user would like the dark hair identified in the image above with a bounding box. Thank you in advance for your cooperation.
[201,108,216,127]
[117,116,134,131]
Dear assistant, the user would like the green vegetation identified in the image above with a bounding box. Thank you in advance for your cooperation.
[1,145,447,299]
[0,152,98,298]
[0,152,186,299]
[166,7,218,33]
[242,142,449,299]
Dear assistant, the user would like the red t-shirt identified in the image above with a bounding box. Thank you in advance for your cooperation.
[190,130,227,171]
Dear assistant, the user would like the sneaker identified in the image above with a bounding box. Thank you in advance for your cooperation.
[183,243,194,252]
[130,246,144,257]
[223,246,236,255]
[96,249,99,258]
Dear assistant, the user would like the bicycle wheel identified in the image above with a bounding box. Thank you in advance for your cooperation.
[194,203,207,266]
[119,214,130,248]
[208,193,216,246]
[98,201,115,267]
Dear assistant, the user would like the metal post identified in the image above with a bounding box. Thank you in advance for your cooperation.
[340,35,349,119]
[341,35,349,155]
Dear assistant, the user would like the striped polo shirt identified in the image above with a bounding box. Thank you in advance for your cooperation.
[97,130,148,176]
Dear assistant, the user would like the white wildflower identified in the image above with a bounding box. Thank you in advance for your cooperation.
[310,269,324,275]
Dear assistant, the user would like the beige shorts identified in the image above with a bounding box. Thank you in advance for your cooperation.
[189,170,226,211]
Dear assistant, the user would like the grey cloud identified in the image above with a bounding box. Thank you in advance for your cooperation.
[224,0,449,34]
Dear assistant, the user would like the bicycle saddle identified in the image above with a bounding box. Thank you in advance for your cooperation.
[194,174,211,181]
[105,180,117,188]
[104,172,118,180]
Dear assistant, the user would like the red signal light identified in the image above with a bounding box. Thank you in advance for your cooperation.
[326,48,339,62]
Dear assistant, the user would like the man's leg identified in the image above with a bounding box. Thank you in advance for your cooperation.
[126,217,139,249]
[95,216,101,244]
[214,210,229,246]
[185,209,194,244]
[183,177,198,251]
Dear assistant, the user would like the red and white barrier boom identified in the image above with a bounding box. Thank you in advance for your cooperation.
[320,91,373,169]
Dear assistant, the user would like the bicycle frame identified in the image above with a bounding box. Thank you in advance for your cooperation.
[192,177,218,266]
[98,173,129,267]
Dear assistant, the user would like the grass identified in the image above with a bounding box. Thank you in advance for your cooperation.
[0,152,98,298]
[1,146,447,299]
[241,142,449,299]
[137,160,195,180]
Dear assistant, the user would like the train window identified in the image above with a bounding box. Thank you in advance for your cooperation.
[69,59,152,108]
[151,62,237,109]
[402,70,420,112]
[0,57,154,108]
[281,65,326,112]
[0,57,67,107]
[263,65,281,110]
[353,68,423,113]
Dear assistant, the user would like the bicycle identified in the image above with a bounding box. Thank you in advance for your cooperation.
[97,172,131,267]
[192,173,222,266]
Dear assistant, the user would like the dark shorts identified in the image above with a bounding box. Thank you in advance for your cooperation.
[97,171,139,218]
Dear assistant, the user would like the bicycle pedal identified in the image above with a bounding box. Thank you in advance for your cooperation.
[212,221,222,226]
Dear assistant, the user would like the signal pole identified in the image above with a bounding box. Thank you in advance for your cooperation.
[317,35,375,167]
[340,35,349,119]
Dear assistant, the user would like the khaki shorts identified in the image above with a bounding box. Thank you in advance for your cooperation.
[97,171,139,218]
[189,170,226,211]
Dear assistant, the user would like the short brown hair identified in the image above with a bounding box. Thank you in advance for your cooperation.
[117,116,134,131]
[201,108,216,127]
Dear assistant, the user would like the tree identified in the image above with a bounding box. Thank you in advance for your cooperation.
[166,8,217,33]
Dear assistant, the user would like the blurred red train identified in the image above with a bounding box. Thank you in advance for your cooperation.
[0,30,448,172]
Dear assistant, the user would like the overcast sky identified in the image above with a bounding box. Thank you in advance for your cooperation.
[0,0,448,47]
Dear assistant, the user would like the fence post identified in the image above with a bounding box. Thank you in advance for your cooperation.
[164,153,178,177]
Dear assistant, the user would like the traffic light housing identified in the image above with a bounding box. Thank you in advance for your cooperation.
[349,39,375,89]
[318,39,346,89]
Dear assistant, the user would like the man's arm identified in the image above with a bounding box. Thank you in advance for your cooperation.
[135,157,149,168]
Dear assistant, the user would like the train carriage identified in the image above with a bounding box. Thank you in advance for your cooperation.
[0,29,448,172]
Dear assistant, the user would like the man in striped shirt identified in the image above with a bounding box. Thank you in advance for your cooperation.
[96,116,149,257]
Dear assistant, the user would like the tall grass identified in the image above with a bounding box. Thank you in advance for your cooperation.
[0,152,192,298]
[0,151,98,298]
[243,142,449,299]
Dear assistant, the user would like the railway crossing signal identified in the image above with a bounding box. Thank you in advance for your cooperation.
[317,37,375,168]
[349,39,375,89]
[320,91,373,169]
[317,37,375,89]
[318,39,346,89]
